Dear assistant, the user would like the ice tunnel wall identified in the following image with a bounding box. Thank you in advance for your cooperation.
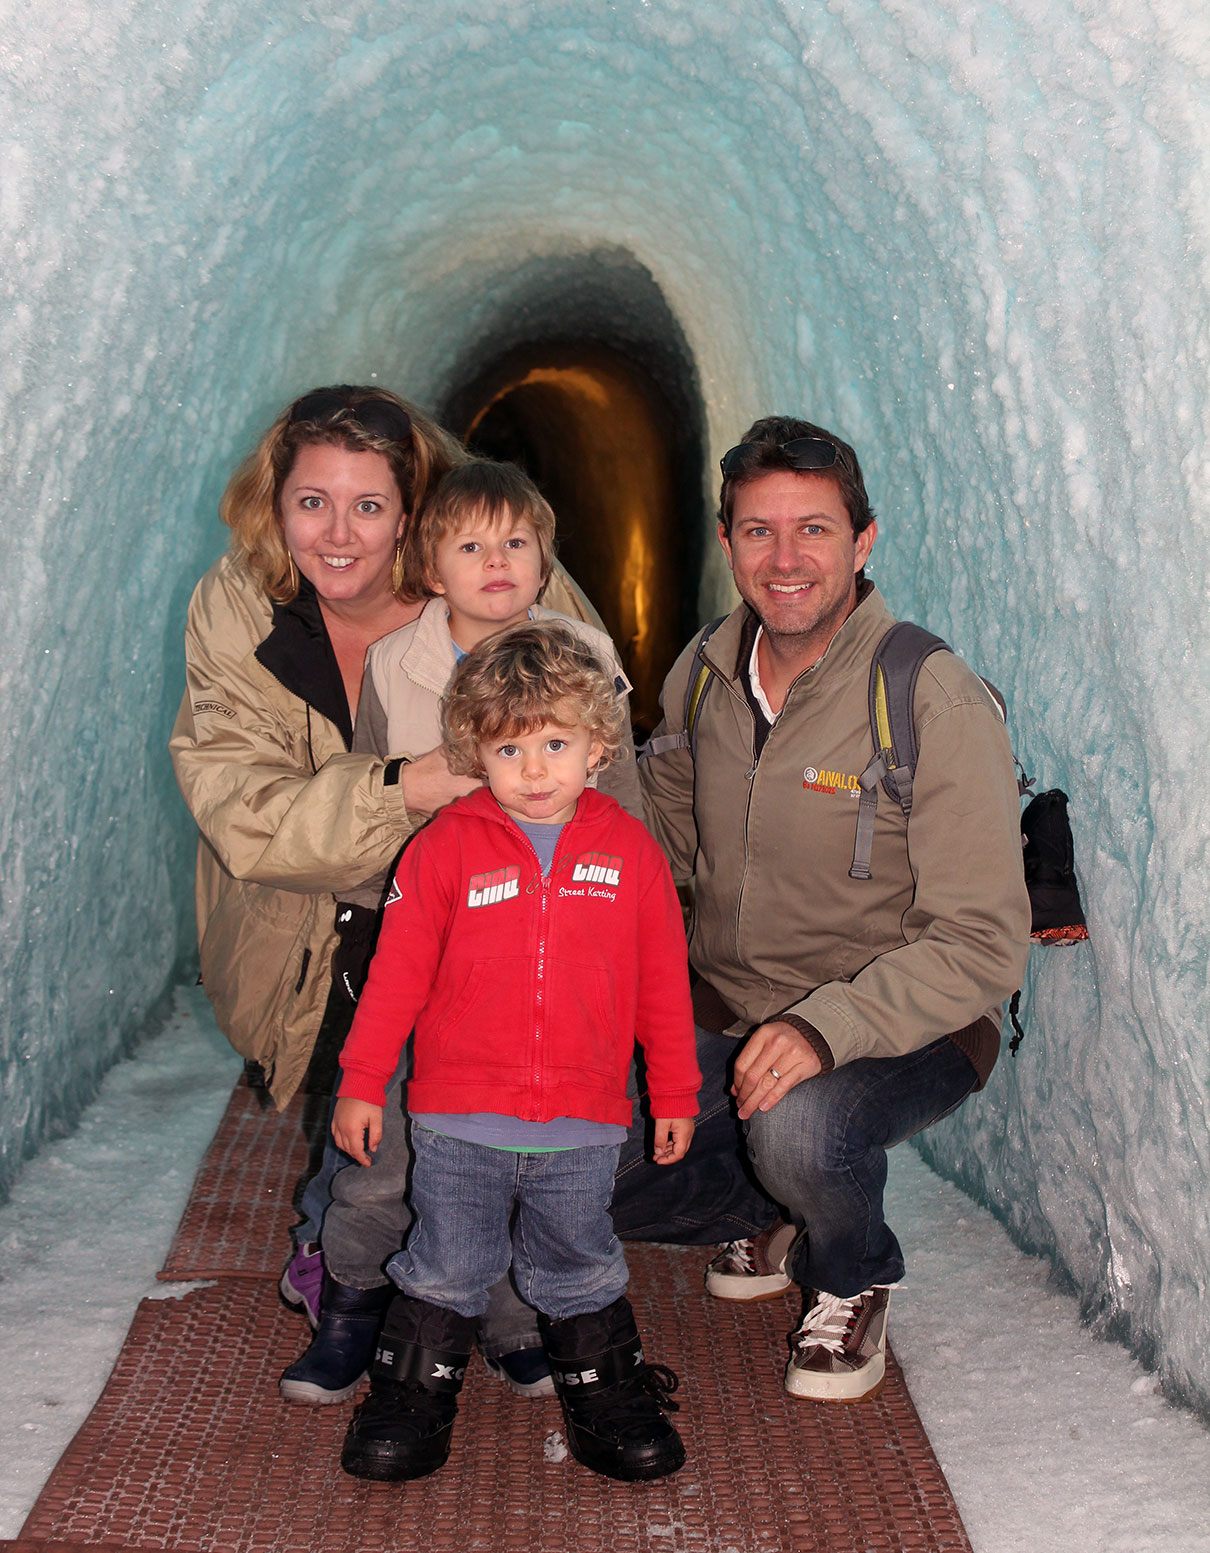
[3,0,1209,1406]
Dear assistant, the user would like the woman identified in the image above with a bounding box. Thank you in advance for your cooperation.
[169,385,608,1352]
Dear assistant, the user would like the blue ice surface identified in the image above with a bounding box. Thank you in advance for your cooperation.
[1,0,1208,1411]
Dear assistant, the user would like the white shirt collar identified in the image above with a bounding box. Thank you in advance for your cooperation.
[747,626,779,724]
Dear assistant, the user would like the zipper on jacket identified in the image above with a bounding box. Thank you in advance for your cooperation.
[533,875,550,1113]
[294,947,312,995]
[710,673,759,959]
[733,698,801,955]
[508,815,563,1122]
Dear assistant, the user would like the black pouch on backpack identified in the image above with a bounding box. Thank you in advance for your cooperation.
[1021,788,1088,944]
[1007,788,1089,1055]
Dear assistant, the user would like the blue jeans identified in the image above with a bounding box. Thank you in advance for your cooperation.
[747,1036,978,1297]
[611,1026,778,1244]
[388,1128,627,1322]
[295,1094,351,1246]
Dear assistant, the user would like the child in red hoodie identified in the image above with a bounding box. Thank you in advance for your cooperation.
[333,620,700,1485]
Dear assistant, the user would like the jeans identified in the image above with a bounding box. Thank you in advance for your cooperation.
[747,1036,978,1297]
[295,1106,350,1247]
[321,1065,413,1288]
[388,1129,627,1322]
[611,1025,778,1244]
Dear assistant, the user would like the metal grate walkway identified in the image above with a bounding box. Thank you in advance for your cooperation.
[5,1083,972,1553]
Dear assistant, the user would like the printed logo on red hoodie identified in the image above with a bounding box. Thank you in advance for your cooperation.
[571,852,622,886]
[466,865,521,908]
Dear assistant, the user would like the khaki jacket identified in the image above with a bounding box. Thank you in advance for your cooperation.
[354,596,646,824]
[639,584,1031,1082]
[169,551,603,1108]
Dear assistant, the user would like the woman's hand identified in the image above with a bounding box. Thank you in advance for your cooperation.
[397,748,481,819]
[652,1117,695,1164]
[332,1097,384,1166]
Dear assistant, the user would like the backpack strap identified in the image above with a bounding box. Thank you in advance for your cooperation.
[642,616,726,760]
[980,678,1035,797]
[850,622,950,880]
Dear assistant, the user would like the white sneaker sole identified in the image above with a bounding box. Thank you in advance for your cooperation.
[784,1349,886,1402]
[705,1269,795,1301]
[279,1371,366,1406]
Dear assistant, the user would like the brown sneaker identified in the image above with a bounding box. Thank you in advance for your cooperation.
[704,1221,797,1301]
[784,1285,894,1401]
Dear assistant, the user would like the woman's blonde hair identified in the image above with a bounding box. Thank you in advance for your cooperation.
[221,385,466,602]
[442,620,626,778]
[402,458,557,599]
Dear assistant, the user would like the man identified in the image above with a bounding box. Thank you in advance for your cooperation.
[619,415,1030,1401]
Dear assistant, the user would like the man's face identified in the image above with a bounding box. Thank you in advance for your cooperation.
[719,471,876,654]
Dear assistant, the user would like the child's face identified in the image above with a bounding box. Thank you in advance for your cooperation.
[479,712,604,826]
[431,506,545,650]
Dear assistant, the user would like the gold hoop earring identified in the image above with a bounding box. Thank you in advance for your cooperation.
[391,538,406,595]
[287,552,299,594]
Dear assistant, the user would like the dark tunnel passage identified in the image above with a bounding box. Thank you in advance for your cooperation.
[439,257,709,734]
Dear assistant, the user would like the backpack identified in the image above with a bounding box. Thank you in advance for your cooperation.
[649,615,1089,1051]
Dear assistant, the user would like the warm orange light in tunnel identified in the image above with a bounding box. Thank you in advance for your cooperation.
[464,354,685,733]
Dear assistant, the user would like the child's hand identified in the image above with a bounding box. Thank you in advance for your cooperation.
[652,1117,695,1165]
[332,1098,383,1166]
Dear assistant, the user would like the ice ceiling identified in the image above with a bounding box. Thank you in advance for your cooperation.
[2,0,1208,1410]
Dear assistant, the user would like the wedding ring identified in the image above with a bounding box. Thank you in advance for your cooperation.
[769,1067,781,1080]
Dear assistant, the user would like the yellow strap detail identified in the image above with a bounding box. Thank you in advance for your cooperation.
[685,664,713,741]
[874,665,893,756]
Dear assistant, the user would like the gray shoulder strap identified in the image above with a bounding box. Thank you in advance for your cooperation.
[849,622,949,881]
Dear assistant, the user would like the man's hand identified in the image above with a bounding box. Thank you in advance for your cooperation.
[732,1021,822,1119]
[652,1117,695,1164]
[332,1097,384,1166]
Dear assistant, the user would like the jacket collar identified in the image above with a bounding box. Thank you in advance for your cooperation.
[703,580,896,700]
[254,578,353,748]
[450,784,613,832]
[386,597,459,695]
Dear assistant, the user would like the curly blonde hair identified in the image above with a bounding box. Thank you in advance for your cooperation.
[403,457,557,599]
[220,385,466,602]
[442,621,626,778]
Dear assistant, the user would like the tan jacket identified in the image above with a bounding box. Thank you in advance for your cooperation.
[169,551,604,1107]
[354,596,646,824]
[639,585,1031,1083]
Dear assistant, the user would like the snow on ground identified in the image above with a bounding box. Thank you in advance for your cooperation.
[889,1155,1210,1553]
[0,986,240,1531]
[1,983,1208,1549]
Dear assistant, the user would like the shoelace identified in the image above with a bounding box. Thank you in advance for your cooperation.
[717,1237,756,1270]
[355,1378,453,1423]
[585,1363,682,1427]
[640,1362,681,1414]
[793,1291,865,1356]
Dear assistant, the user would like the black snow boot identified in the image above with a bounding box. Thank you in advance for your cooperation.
[340,1294,476,1481]
[279,1275,394,1405]
[540,1296,685,1482]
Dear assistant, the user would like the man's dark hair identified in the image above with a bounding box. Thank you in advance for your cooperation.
[718,416,877,540]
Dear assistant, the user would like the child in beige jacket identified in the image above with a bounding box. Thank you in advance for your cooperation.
[353,457,644,822]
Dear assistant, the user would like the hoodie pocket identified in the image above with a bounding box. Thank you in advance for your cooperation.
[434,957,531,1071]
[546,961,618,1079]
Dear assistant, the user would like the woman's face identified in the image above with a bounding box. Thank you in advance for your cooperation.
[279,442,405,612]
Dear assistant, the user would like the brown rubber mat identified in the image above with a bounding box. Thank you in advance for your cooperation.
[157,1084,311,1282]
[15,1246,970,1553]
[18,1075,972,1552]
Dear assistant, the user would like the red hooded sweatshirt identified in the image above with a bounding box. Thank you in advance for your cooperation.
[338,786,700,1125]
